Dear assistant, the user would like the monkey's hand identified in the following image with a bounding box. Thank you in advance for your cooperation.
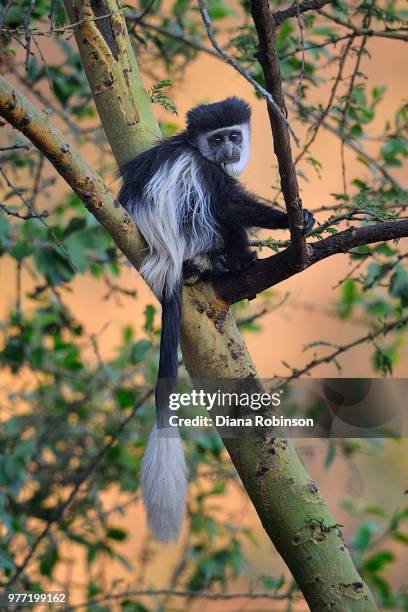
[303,209,315,235]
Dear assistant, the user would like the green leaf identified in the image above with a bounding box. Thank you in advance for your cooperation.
[130,340,152,363]
[364,550,395,573]
[0,214,11,245]
[63,216,87,236]
[380,137,407,167]
[364,263,386,290]
[372,346,397,376]
[149,80,177,114]
[262,574,285,591]
[143,305,156,333]
[336,279,359,318]
[392,531,408,545]
[106,527,127,541]
[324,443,336,468]
[369,574,393,607]
[34,247,75,285]
[207,0,237,19]
[115,387,137,409]
[40,544,59,576]
[352,522,377,552]
[65,233,88,272]
[11,239,33,261]
[0,548,15,570]
[390,264,408,307]
[0,335,25,372]
[366,298,393,317]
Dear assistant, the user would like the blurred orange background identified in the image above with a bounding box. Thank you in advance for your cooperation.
[1,19,408,610]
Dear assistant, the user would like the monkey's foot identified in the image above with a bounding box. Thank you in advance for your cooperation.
[184,273,201,286]
[183,261,201,285]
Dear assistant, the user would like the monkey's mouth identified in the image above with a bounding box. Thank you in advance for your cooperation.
[221,154,240,166]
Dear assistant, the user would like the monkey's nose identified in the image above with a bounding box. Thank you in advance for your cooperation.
[225,142,234,159]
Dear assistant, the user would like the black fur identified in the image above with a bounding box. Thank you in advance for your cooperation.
[117,101,315,418]
[186,97,251,138]
[118,133,190,206]
[118,131,309,274]
[117,98,316,541]
[155,285,181,429]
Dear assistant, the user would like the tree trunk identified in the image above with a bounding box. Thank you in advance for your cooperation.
[23,1,378,608]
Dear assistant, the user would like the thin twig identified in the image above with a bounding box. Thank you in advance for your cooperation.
[0,203,49,220]
[0,10,119,36]
[215,218,408,303]
[272,315,408,387]
[0,0,13,31]
[6,387,154,587]
[129,0,157,33]
[295,0,305,102]
[129,16,219,57]
[0,166,76,270]
[332,253,372,289]
[69,587,294,609]
[23,0,37,71]
[273,0,335,26]
[30,153,45,208]
[250,0,307,268]
[340,36,368,195]
[196,0,299,145]
[236,293,290,326]
[0,144,31,152]
[295,36,354,169]
[285,90,403,191]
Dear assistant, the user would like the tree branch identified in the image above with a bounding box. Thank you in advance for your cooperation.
[273,0,334,26]
[127,14,220,58]
[70,587,295,609]
[0,203,48,220]
[0,75,145,270]
[250,0,307,269]
[284,90,404,192]
[318,8,408,40]
[63,0,161,166]
[7,386,154,587]
[2,3,381,607]
[215,219,408,304]
[128,8,403,193]
[196,0,299,144]
[273,314,408,386]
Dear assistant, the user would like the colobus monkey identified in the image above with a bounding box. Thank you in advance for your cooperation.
[118,97,314,543]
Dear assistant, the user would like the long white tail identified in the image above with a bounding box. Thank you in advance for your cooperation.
[141,421,187,543]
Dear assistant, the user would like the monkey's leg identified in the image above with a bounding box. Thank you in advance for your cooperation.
[183,257,209,285]
[200,254,228,279]
[184,254,229,284]
[222,223,257,272]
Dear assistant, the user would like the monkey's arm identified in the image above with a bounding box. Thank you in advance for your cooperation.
[230,188,315,234]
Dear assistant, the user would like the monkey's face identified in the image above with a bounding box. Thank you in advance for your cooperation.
[196,123,250,177]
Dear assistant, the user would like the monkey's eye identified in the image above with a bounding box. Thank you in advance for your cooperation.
[208,135,224,147]
[229,131,242,144]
